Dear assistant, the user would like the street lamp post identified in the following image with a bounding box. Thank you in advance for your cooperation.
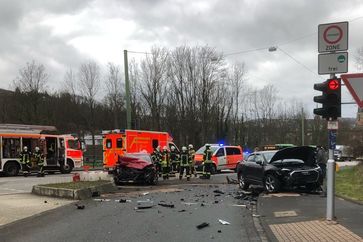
[124,50,131,129]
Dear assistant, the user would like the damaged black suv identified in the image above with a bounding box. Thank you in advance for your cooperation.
[236,146,323,192]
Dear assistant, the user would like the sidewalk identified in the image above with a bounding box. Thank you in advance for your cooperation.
[257,192,363,242]
[0,193,73,227]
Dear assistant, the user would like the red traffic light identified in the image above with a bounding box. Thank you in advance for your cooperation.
[328,79,340,90]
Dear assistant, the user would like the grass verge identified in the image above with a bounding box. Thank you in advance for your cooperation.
[335,163,363,202]
[39,180,110,190]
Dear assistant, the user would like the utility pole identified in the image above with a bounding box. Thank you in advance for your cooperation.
[301,107,305,146]
[124,50,131,129]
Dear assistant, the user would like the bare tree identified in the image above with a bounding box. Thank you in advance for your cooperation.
[62,68,78,102]
[139,47,169,130]
[78,60,101,164]
[13,60,49,123]
[228,62,247,144]
[104,62,124,128]
[13,60,48,93]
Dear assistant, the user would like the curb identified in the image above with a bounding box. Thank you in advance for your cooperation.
[336,194,363,206]
[32,182,117,200]
[253,195,270,242]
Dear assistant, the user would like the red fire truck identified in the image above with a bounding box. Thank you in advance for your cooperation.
[0,124,83,176]
[103,129,178,170]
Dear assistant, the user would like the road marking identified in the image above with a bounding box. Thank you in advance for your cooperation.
[274,210,298,218]
[262,193,301,198]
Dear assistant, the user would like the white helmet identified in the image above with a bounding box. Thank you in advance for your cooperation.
[182,146,187,152]
[23,146,28,151]
[170,146,175,151]
[35,147,40,152]
[188,144,193,149]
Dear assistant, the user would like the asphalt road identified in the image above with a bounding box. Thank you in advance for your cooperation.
[0,173,262,242]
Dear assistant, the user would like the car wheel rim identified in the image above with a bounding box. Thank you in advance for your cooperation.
[265,176,275,192]
[239,174,245,188]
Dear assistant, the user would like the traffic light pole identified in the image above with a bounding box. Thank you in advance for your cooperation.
[326,73,336,221]
[124,50,132,129]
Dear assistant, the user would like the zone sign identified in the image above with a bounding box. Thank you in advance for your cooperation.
[318,21,348,53]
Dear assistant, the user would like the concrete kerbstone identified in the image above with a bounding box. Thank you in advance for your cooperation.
[32,182,117,200]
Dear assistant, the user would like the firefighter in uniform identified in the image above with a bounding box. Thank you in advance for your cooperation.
[161,146,170,180]
[179,146,191,181]
[34,147,45,177]
[201,144,213,179]
[188,144,197,177]
[170,146,179,174]
[20,146,31,177]
[151,146,162,177]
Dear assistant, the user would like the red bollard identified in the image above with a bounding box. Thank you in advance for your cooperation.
[73,173,80,182]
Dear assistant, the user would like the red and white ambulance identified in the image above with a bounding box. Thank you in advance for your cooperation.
[194,144,243,173]
[102,129,178,170]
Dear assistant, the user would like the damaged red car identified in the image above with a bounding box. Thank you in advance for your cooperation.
[113,152,158,185]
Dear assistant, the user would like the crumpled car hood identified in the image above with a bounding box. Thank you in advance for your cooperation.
[118,155,152,170]
[269,146,316,166]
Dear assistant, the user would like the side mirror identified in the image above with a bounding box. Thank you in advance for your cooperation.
[256,160,263,165]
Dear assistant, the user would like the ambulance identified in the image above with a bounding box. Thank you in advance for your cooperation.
[102,129,178,170]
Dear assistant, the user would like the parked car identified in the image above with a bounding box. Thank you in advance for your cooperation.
[194,144,243,173]
[113,152,158,185]
[236,146,323,192]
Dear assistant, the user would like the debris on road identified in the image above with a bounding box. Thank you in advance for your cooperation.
[93,198,110,202]
[158,202,175,208]
[137,199,152,203]
[214,194,221,197]
[196,222,209,229]
[117,199,131,203]
[226,176,238,184]
[213,190,225,195]
[181,202,198,206]
[201,203,205,207]
[142,192,150,196]
[231,204,247,207]
[178,209,186,212]
[218,230,222,233]
[135,205,154,210]
[44,201,47,203]
[75,204,85,209]
[214,201,219,204]
[218,219,231,225]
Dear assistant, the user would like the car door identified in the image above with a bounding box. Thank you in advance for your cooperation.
[215,147,226,169]
[225,147,242,169]
[251,154,265,184]
[245,153,265,184]
[243,154,255,180]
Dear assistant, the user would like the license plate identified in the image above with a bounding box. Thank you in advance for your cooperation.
[301,171,309,175]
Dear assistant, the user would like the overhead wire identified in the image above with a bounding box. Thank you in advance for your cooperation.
[126,15,363,77]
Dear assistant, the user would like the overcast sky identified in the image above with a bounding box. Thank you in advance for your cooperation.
[0,0,363,118]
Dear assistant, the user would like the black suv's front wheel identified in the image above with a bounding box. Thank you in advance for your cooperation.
[238,172,250,190]
[264,174,280,193]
